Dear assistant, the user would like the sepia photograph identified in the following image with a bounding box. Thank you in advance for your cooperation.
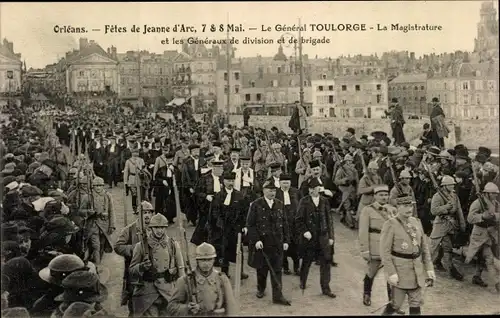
[0,1,499,316]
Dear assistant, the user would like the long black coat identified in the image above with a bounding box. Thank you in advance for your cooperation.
[295,195,334,260]
[275,188,301,254]
[207,189,245,264]
[246,197,290,269]
[298,175,334,198]
[190,172,221,245]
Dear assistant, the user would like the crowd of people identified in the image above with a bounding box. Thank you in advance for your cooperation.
[0,96,499,317]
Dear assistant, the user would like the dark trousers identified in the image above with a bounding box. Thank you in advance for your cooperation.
[392,123,406,146]
[256,247,284,300]
[106,160,120,187]
[300,250,331,293]
[221,247,245,276]
[283,251,299,272]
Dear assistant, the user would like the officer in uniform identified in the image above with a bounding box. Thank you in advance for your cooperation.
[428,175,466,281]
[380,196,435,315]
[114,201,155,315]
[124,146,146,212]
[129,213,185,317]
[465,182,500,293]
[358,185,401,311]
[388,170,417,218]
[167,242,238,316]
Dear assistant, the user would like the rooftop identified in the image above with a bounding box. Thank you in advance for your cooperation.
[390,73,427,83]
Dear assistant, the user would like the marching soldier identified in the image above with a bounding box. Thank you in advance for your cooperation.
[380,196,435,315]
[334,154,359,228]
[129,213,185,317]
[358,185,403,312]
[79,176,115,265]
[276,173,301,275]
[123,146,146,212]
[246,179,291,306]
[295,178,336,298]
[388,170,417,218]
[357,161,384,219]
[428,175,466,281]
[114,201,155,315]
[167,242,238,316]
[464,182,500,293]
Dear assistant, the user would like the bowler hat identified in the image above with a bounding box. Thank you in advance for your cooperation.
[269,162,282,170]
[223,171,236,180]
[262,179,277,189]
[310,159,321,168]
[308,177,322,188]
[279,174,291,181]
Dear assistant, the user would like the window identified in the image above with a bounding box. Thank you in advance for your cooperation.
[376,84,381,90]
[224,72,228,81]
[322,74,327,80]
[251,81,255,88]
[354,96,361,104]
[462,81,469,90]
[197,53,202,57]
[463,109,469,117]
[224,85,228,94]
[319,108,324,114]
[444,82,447,90]
[245,94,251,101]
[463,94,468,104]
[256,93,262,101]
[342,85,347,91]
[79,71,84,77]
[277,67,281,74]
[421,96,426,102]
[329,95,334,104]
[476,80,483,90]
[316,96,323,105]
[272,80,278,87]
[415,97,418,101]
[209,63,214,70]
[318,86,324,91]
[304,80,308,86]
[488,81,495,90]
[414,86,418,90]
[120,78,125,85]
[160,78,163,85]
[476,94,481,105]
[420,85,424,90]
[403,86,407,90]
[490,107,496,117]
[208,75,214,84]
[234,72,240,80]
[355,85,360,91]
[160,88,163,95]
[235,85,240,93]
[128,88,132,94]
[376,94,382,103]
[328,85,333,91]
[342,99,347,105]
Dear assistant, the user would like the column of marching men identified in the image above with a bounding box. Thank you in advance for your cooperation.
[1,99,499,318]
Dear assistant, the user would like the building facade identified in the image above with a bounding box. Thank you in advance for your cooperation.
[473,1,499,62]
[216,66,242,114]
[388,73,428,116]
[0,39,22,95]
[426,77,458,117]
[335,75,388,119]
[311,79,336,117]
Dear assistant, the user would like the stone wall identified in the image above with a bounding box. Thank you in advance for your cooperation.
[190,114,499,150]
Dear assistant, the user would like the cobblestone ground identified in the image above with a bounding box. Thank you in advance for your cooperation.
[99,185,500,316]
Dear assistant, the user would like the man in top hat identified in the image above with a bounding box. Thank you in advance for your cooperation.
[428,175,466,281]
[275,173,301,275]
[153,150,178,224]
[182,143,204,226]
[123,146,147,213]
[268,162,283,189]
[205,171,247,278]
[429,97,446,149]
[114,201,155,314]
[167,242,238,316]
[465,182,500,293]
[223,147,242,172]
[358,185,402,309]
[334,154,359,228]
[385,98,406,146]
[380,196,435,316]
[104,133,122,189]
[299,159,335,199]
[246,179,291,306]
[234,155,260,203]
[295,178,336,298]
[129,213,185,317]
[191,160,225,246]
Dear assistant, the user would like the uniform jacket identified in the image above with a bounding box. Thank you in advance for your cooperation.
[429,190,466,239]
[252,148,268,173]
[191,172,222,246]
[123,156,146,186]
[129,235,185,316]
[114,221,141,305]
[358,202,397,260]
[380,216,434,289]
[357,173,383,205]
[79,191,115,253]
[465,198,500,263]
[295,195,334,260]
[334,164,359,193]
[167,269,238,316]
[246,197,290,269]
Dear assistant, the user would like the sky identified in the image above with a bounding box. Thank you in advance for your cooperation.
[0,1,497,69]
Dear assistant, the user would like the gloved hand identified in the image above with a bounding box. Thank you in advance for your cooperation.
[388,274,399,286]
[328,239,334,246]
[303,231,312,240]
[283,243,289,251]
[242,227,248,235]
[162,180,168,187]
[255,241,263,250]
[188,302,200,315]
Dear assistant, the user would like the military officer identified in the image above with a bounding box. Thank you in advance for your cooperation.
[358,185,401,309]
[129,213,185,317]
[357,161,384,219]
[167,242,238,316]
[465,182,500,293]
[388,170,417,218]
[123,146,146,212]
[428,175,466,281]
[380,196,435,315]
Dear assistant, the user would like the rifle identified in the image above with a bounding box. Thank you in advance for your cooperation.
[388,157,404,196]
[182,229,198,304]
[471,162,488,212]
[136,164,151,267]
[422,162,452,204]
[264,130,278,163]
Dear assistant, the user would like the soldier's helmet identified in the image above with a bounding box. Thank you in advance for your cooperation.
[140,201,154,211]
[483,182,500,194]
[441,175,456,186]
[39,254,86,284]
[195,242,217,260]
[149,213,169,227]
[92,177,105,186]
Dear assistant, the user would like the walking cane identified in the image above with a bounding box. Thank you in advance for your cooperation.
[261,250,284,295]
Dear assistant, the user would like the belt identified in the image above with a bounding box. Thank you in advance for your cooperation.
[369,228,381,234]
[475,222,489,229]
[143,270,177,283]
[391,251,421,259]
[128,173,136,176]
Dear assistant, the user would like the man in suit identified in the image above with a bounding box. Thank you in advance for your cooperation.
[224,147,241,172]
[206,171,248,279]
[245,179,291,306]
[105,134,121,188]
[299,159,335,200]
[182,144,203,226]
[234,156,260,202]
[153,150,178,224]
[295,178,336,298]
[276,173,301,275]
[380,196,435,315]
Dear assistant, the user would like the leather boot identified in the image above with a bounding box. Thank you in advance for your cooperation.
[450,265,464,281]
[409,307,421,315]
[363,275,372,306]
[387,284,405,315]
[381,303,395,316]
[472,275,488,287]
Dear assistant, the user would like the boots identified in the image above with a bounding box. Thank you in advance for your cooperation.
[450,265,464,281]
[363,275,372,306]
[409,307,421,315]
[131,195,137,212]
[472,275,488,287]
[387,284,405,315]
[381,303,395,316]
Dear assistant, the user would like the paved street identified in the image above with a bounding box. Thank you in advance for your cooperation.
[99,185,500,316]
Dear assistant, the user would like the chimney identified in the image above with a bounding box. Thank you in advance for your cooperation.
[410,52,415,60]
[7,41,14,53]
[111,46,117,59]
[79,38,88,50]
[107,48,111,55]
